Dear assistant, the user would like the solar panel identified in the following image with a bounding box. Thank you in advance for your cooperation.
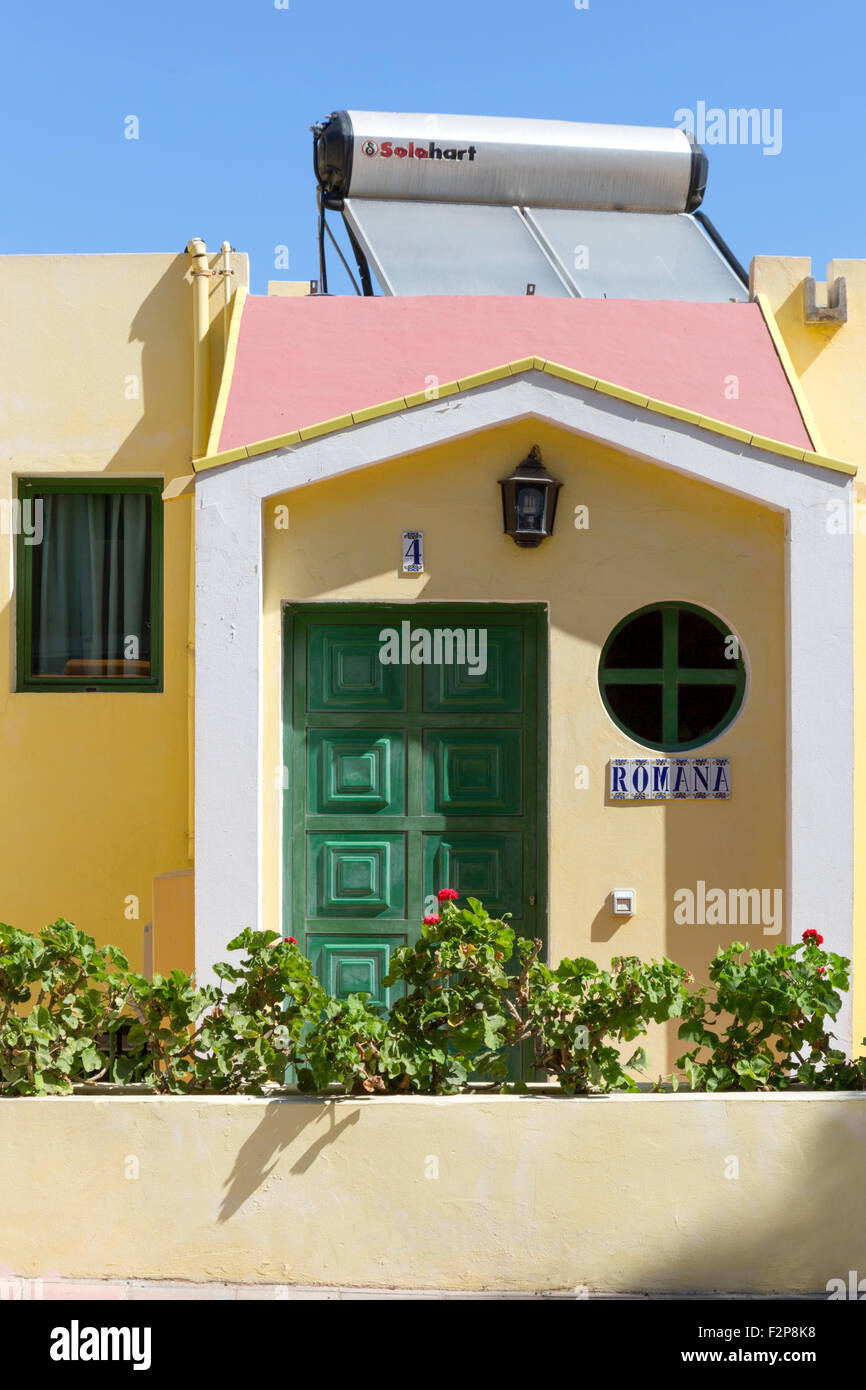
[342,199,573,298]
[342,199,746,302]
[524,208,748,302]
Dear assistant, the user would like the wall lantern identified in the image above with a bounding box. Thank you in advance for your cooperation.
[498,445,562,548]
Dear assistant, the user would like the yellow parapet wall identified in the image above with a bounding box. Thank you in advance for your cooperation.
[2,1094,864,1292]
[0,250,247,970]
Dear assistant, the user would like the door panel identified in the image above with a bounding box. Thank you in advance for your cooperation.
[424,731,523,815]
[306,935,404,1012]
[423,833,524,922]
[307,730,406,815]
[307,625,407,710]
[306,833,407,918]
[422,627,524,712]
[286,606,546,1063]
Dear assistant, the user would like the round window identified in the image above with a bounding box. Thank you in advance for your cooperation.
[598,602,746,752]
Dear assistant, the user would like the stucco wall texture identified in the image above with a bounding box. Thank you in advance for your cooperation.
[1,1094,863,1292]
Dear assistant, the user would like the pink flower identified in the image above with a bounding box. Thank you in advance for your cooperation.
[437,888,459,902]
[423,915,440,926]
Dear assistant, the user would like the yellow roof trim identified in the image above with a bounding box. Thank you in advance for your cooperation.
[352,396,408,424]
[404,380,459,407]
[755,292,828,456]
[802,448,855,474]
[543,361,598,390]
[749,433,807,461]
[247,430,300,457]
[299,413,355,441]
[196,444,248,470]
[697,417,753,445]
[594,377,649,408]
[205,286,247,459]
[191,355,856,478]
[456,365,512,390]
[646,399,702,425]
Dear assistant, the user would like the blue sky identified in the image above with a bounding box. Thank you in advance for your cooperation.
[2,0,862,294]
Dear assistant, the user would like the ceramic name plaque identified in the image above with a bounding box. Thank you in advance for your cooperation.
[609,758,730,801]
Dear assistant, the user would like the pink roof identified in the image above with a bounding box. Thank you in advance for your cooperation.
[217,295,813,454]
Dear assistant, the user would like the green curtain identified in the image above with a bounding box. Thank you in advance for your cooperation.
[32,492,151,676]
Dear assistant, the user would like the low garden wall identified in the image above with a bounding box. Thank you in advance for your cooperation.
[2,1091,864,1293]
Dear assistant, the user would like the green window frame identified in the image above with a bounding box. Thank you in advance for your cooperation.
[16,477,164,692]
[598,601,746,752]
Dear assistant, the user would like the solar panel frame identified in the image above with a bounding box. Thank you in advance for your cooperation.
[341,199,748,303]
[342,199,576,298]
[523,207,749,302]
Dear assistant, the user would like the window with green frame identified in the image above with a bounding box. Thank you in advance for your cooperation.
[16,478,163,691]
[598,601,746,752]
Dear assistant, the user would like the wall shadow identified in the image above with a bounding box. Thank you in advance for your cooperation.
[218,1098,361,1223]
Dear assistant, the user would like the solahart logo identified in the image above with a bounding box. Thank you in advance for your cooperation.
[49,1320,152,1371]
[362,138,478,163]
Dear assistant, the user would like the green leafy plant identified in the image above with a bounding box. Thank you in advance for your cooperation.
[675,931,850,1091]
[184,929,325,1093]
[378,891,538,1091]
[0,909,858,1098]
[295,991,391,1094]
[0,919,130,1094]
[527,952,691,1093]
[806,1041,866,1090]
[118,967,221,1092]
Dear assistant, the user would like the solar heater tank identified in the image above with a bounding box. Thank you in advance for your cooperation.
[316,109,707,214]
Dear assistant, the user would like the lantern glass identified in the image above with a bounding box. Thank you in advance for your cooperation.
[517,486,544,531]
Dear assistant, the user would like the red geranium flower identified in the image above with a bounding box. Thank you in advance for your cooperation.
[287,936,297,945]
[802,929,824,945]
[423,915,440,926]
[817,966,826,975]
[438,888,459,902]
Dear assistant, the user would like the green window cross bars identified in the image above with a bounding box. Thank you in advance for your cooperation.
[599,602,746,752]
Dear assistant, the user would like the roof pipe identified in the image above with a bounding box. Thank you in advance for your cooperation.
[184,237,215,863]
[218,240,235,346]
[186,237,214,460]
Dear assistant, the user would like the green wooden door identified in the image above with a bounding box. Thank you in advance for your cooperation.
[284,605,546,1023]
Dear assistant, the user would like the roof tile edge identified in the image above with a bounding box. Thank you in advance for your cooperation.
[191,358,856,478]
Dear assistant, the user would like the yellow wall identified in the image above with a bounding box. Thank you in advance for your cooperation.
[3,1092,862,1291]
[753,258,866,1052]
[262,419,786,1069]
[0,250,246,966]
